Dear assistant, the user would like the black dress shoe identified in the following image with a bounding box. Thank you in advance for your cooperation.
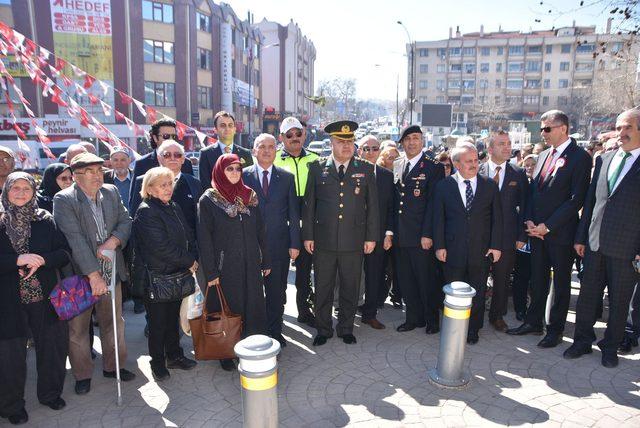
[219,359,236,371]
[75,379,91,395]
[537,333,562,348]
[563,343,593,359]
[312,335,328,346]
[6,408,28,425]
[167,356,197,370]
[103,368,136,381]
[618,336,638,354]
[339,334,357,344]
[602,352,619,368]
[506,323,543,336]
[40,397,66,410]
[425,324,440,335]
[151,365,170,382]
[467,331,479,345]
[297,313,315,327]
[515,311,526,322]
[273,333,287,347]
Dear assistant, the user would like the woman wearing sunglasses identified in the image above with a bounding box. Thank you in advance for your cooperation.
[36,163,73,213]
[197,153,271,372]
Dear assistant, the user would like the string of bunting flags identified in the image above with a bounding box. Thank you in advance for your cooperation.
[0,21,211,160]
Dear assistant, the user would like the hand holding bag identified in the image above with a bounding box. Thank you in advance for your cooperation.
[49,275,100,320]
[189,282,242,360]
[147,269,195,303]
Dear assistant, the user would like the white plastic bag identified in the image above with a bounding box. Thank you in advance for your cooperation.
[180,280,204,336]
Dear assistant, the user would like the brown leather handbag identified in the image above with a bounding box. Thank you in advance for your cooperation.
[189,282,243,360]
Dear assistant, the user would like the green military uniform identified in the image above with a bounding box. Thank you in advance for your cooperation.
[302,121,379,342]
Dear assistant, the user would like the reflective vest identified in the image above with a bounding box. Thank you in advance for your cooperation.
[274,148,319,197]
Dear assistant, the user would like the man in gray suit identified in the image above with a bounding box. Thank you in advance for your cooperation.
[564,108,640,368]
[53,153,136,395]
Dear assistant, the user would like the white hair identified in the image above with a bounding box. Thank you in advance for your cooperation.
[253,133,277,149]
[357,135,379,148]
[455,136,475,147]
[157,139,184,155]
[451,142,477,162]
[618,108,640,130]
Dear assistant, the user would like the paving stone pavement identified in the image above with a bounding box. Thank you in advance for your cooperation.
[6,270,640,427]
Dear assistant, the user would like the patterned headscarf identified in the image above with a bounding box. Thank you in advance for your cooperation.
[0,172,47,254]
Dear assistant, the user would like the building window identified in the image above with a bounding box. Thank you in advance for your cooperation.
[142,1,173,24]
[449,63,462,72]
[546,45,553,54]
[542,96,549,105]
[523,95,540,104]
[558,96,568,106]
[419,80,428,89]
[448,96,460,104]
[559,62,570,71]
[558,79,569,88]
[479,95,486,104]
[449,47,461,56]
[507,61,524,72]
[436,48,446,57]
[561,44,571,53]
[196,11,211,32]
[462,47,476,56]
[526,61,541,72]
[463,63,476,73]
[419,96,428,104]
[506,79,523,89]
[497,46,504,55]
[544,62,551,72]
[577,79,592,87]
[528,45,542,54]
[436,96,445,104]
[198,48,212,70]
[576,43,595,53]
[479,79,488,89]
[496,63,502,72]
[144,81,175,107]
[508,45,524,55]
[437,64,446,73]
[448,80,461,88]
[575,62,594,72]
[495,95,501,104]
[543,79,550,88]
[419,64,428,73]
[480,63,489,73]
[525,79,541,88]
[436,80,445,89]
[197,86,212,109]
[462,80,475,89]
[419,48,428,57]
[506,96,522,104]
[481,47,490,56]
[461,96,474,105]
[143,39,174,64]
[417,113,422,122]
[495,79,501,88]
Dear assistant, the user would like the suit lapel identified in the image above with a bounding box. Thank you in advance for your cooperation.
[533,149,551,186]
[610,153,640,197]
[75,186,99,239]
[470,176,483,212]
[450,177,466,210]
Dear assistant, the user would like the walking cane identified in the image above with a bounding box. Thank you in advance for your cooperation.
[101,249,123,406]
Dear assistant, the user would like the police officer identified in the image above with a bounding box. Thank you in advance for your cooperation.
[303,120,379,346]
[274,117,319,327]
[392,125,445,334]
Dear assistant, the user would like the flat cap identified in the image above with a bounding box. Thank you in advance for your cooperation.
[70,152,104,170]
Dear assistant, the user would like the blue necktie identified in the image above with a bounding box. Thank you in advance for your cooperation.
[464,179,474,211]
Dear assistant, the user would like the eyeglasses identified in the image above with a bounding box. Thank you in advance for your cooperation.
[541,125,563,133]
[225,166,242,172]
[442,163,452,168]
[160,133,178,140]
[74,168,105,176]
[0,157,14,164]
[161,152,184,160]
[58,176,73,182]
[285,130,302,139]
[361,147,380,152]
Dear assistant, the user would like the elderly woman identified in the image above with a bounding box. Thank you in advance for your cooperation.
[377,146,400,171]
[198,154,270,372]
[36,163,73,213]
[0,172,71,425]
[133,167,198,381]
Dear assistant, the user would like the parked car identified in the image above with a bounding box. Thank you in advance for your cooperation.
[308,141,326,155]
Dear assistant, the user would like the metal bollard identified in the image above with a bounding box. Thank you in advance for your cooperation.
[429,281,476,389]
[234,335,281,428]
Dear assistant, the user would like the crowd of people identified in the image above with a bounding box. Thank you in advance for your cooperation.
[0,107,638,425]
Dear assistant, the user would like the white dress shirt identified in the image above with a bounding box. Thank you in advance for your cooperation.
[405,152,423,176]
[453,172,477,207]
[256,164,273,187]
[608,147,640,192]
[330,155,350,174]
[487,159,507,190]
[550,138,572,162]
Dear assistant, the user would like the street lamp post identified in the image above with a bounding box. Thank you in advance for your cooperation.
[248,42,279,146]
[397,20,414,125]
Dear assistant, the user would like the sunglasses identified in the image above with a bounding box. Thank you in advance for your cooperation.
[285,131,302,139]
[160,133,178,140]
[361,147,380,152]
[442,163,452,168]
[161,152,184,159]
[541,125,563,133]
[58,176,73,182]
[225,166,242,172]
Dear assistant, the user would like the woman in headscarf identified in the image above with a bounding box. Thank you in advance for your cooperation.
[197,154,270,372]
[0,172,71,425]
[36,163,72,213]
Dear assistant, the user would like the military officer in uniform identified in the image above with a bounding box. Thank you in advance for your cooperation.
[392,125,445,334]
[303,120,379,346]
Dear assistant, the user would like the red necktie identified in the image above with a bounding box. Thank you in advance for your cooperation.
[538,148,557,188]
[262,170,269,197]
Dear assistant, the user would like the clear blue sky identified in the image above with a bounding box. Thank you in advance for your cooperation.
[229,0,615,100]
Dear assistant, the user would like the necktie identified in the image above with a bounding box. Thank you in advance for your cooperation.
[262,170,269,197]
[402,161,411,180]
[464,179,474,211]
[538,148,557,188]
[608,151,632,193]
[224,145,231,154]
[338,164,345,181]
[493,166,501,186]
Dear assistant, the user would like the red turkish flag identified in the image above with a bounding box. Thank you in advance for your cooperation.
[119,91,133,104]
[145,106,157,123]
[175,121,188,140]
[88,93,99,105]
[83,74,96,89]
[55,58,66,72]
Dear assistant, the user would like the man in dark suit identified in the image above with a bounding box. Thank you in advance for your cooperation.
[357,135,394,329]
[392,125,445,334]
[303,120,379,346]
[564,108,640,367]
[131,119,194,184]
[243,134,300,347]
[199,111,253,188]
[479,131,528,332]
[433,142,503,344]
[507,110,592,348]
